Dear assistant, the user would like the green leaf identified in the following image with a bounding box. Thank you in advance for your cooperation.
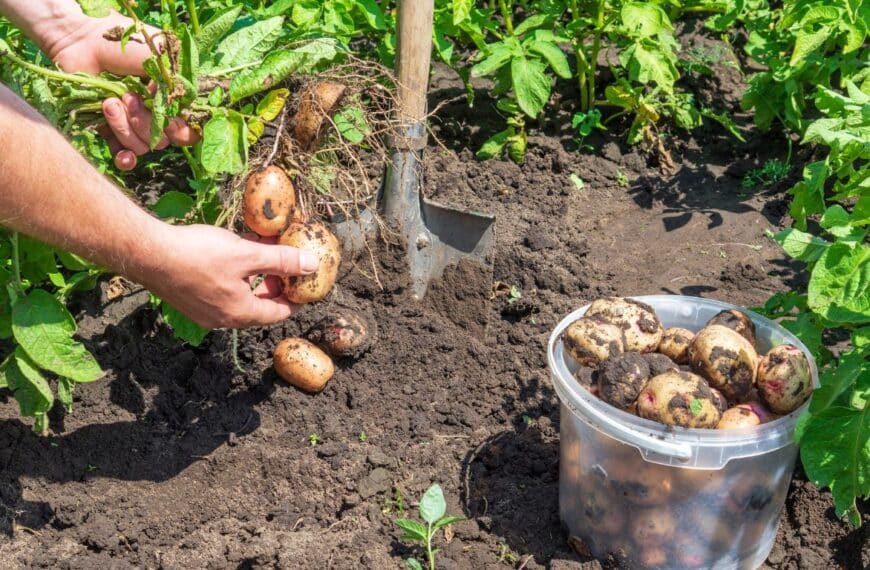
[453,0,473,25]
[208,86,225,106]
[507,130,527,164]
[7,348,53,430]
[527,40,571,79]
[334,105,368,144]
[432,515,465,530]
[292,0,322,27]
[149,87,168,151]
[75,0,120,18]
[356,0,386,30]
[229,40,340,101]
[808,243,870,324]
[58,376,74,413]
[200,111,248,175]
[621,3,673,38]
[12,290,103,383]
[811,350,869,412]
[471,43,512,77]
[405,559,424,570]
[151,191,194,220]
[690,398,703,416]
[205,16,284,72]
[476,129,510,159]
[57,251,93,272]
[800,406,869,525]
[162,304,209,346]
[621,42,678,90]
[247,118,265,144]
[256,88,290,121]
[790,27,832,67]
[511,55,551,117]
[820,205,853,236]
[514,14,550,37]
[180,25,199,88]
[419,484,447,524]
[775,228,831,262]
[196,5,244,54]
[394,518,427,542]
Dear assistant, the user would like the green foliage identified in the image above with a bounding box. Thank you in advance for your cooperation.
[395,484,464,570]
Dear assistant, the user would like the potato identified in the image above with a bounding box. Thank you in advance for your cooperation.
[243,165,297,237]
[630,507,675,547]
[717,402,773,429]
[709,387,728,414]
[756,344,813,414]
[585,297,664,353]
[279,222,341,304]
[643,352,679,376]
[305,309,375,359]
[671,534,708,568]
[604,459,673,506]
[577,491,626,535]
[724,475,776,518]
[636,370,722,428]
[638,546,668,568]
[561,439,583,485]
[689,325,759,401]
[562,317,626,367]
[573,366,599,388]
[598,352,651,409]
[273,338,334,392]
[293,81,347,150]
[706,309,756,347]
[657,327,694,363]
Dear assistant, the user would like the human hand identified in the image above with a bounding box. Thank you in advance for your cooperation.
[138,224,320,329]
[44,10,199,170]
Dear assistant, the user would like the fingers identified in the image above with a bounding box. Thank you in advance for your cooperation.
[253,275,284,299]
[102,97,150,155]
[240,295,298,327]
[165,117,201,146]
[114,150,137,171]
[245,242,320,277]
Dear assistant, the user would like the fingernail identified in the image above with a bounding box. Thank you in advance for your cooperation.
[105,101,121,118]
[300,251,319,273]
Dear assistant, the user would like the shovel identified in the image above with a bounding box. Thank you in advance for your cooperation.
[333,0,495,301]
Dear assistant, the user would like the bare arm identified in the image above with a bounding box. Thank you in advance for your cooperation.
[0,84,317,328]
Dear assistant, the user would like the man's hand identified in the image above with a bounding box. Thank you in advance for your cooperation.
[141,226,320,329]
[44,10,199,170]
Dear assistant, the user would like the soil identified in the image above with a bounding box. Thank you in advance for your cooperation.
[1,21,868,570]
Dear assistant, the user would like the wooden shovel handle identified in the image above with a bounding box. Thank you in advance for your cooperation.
[396,0,434,123]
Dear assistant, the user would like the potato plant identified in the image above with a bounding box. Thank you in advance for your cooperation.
[394,483,464,570]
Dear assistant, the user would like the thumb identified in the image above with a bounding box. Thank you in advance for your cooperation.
[97,36,154,77]
[245,242,320,277]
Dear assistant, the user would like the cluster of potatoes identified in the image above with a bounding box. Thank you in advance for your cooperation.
[562,297,814,429]
[561,431,787,568]
[241,82,374,393]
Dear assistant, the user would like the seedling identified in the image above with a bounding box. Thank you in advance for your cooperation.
[570,174,585,190]
[382,488,405,516]
[394,484,464,570]
[308,433,321,447]
[615,169,629,188]
[497,542,519,564]
[507,286,522,305]
[358,431,368,442]
[522,415,534,426]
[741,158,790,190]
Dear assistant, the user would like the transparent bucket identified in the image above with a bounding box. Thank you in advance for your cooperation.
[548,295,818,569]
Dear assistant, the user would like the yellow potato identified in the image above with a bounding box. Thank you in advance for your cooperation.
[279,222,341,304]
[658,327,694,363]
[243,165,297,237]
[293,81,347,150]
[273,338,335,393]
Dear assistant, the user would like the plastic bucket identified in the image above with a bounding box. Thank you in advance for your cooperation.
[548,295,818,569]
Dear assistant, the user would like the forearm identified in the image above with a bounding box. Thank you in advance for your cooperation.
[0,0,87,55]
[0,83,165,283]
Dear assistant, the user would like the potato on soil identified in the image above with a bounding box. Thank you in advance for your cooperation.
[562,318,626,366]
[597,352,650,409]
[279,222,341,304]
[717,402,772,429]
[756,344,813,414]
[305,309,375,359]
[658,327,694,364]
[630,507,675,546]
[273,338,334,393]
[706,309,757,347]
[585,297,664,353]
[636,370,722,428]
[643,352,679,376]
[293,81,347,150]
[243,165,297,237]
[689,325,759,401]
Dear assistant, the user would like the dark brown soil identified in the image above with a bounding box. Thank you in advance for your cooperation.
[1,23,868,570]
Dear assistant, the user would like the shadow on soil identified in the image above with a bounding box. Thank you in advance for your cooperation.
[0,297,274,536]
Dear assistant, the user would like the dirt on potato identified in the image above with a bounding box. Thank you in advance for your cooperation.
[1,21,868,570]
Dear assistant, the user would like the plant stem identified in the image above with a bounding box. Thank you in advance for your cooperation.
[185,0,201,35]
[166,0,179,29]
[587,0,606,110]
[0,48,127,97]
[498,0,514,35]
[118,0,174,89]
[230,329,245,373]
[426,526,436,570]
[10,232,22,293]
[568,0,589,111]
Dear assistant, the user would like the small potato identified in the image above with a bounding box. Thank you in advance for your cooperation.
[689,325,759,401]
[585,297,664,353]
[724,475,776,518]
[243,165,297,237]
[706,309,757,347]
[561,439,583,485]
[280,222,341,304]
[636,370,722,428]
[573,366,599,389]
[630,507,675,547]
[671,534,708,568]
[638,546,668,568]
[577,491,626,535]
[293,81,347,150]
[562,317,626,367]
[658,327,695,364]
[717,402,773,429]
[604,459,673,506]
[273,338,335,392]
[598,352,651,409]
[305,309,375,359]
[756,344,813,414]
[709,387,728,414]
[643,352,679,376]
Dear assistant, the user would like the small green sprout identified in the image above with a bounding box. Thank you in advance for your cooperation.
[395,484,464,570]
[358,431,368,442]
[741,158,790,190]
[615,169,629,188]
[308,433,321,446]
